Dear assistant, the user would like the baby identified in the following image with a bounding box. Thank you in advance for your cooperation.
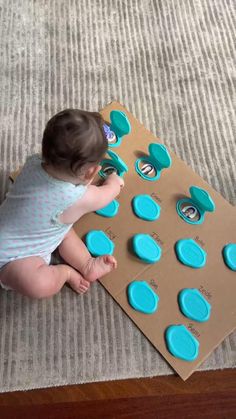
[0,109,123,298]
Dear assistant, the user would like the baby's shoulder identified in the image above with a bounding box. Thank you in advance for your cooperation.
[14,154,43,187]
[25,153,41,165]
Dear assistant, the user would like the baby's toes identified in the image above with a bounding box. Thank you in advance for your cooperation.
[81,278,90,288]
[104,255,117,269]
[79,285,89,294]
[79,279,90,293]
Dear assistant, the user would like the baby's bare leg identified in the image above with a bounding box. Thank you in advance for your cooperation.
[58,228,117,282]
[0,256,90,298]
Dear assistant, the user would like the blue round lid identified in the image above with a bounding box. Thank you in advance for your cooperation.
[165,325,199,361]
[110,110,131,137]
[107,150,128,174]
[223,243,236,271]
[132,195,161,221]
[86,230,115,257]
[175,239,207,269]
[190,186,215,212]
[148,143,172,170]
[178,289,211,322]
[96,200,120,218]
[127,281,159,314]
[133,234,162,264]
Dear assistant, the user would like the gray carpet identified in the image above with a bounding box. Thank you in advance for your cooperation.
[0,0,235,392]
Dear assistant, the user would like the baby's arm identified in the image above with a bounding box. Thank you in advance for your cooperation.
[60,173,124,224]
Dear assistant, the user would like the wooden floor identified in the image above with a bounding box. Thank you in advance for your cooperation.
[0,369,235,418]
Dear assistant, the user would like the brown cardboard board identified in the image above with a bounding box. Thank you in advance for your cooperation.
[10,101,236,380]
[74,101,236,380]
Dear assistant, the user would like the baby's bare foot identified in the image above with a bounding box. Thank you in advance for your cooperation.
[82,255,117,282]
[67,267,90,294]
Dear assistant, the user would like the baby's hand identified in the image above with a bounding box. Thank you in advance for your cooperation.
[108,173,124,189]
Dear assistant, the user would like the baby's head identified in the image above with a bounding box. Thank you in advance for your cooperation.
[42,109,108,184]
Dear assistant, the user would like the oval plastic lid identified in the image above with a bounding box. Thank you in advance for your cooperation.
[110,110,131,137]
[165,325,199,361]
[107,150,128,174]
[96,200,119,218]
[127,281,159,314]
[190,186,215,212]
[178,289,211,322]
[223,243,236,271]
[133,234,162,264]
[148,143,172,170]
[86,230,115,257]
[132,195,161,221]
[175,239,207,268]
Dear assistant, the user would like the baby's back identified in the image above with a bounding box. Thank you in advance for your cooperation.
[0,154,86,268]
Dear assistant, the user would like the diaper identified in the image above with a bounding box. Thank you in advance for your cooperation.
[0,281,13,291]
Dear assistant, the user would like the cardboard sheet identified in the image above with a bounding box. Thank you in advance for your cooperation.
[10,101,236,380]
[74,101,236,380]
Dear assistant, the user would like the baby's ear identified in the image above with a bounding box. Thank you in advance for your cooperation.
[84,164,100,180]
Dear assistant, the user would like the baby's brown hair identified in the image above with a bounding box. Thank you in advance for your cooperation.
[42,109,108,175]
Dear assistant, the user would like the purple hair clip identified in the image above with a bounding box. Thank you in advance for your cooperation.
[103,123,117,144]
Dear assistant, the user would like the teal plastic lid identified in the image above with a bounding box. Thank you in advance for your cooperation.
[178,289,211,322]
[190,186,215,212]
[223,243,236,271]
[165,325,199,361]
[175,239,207,269]
[107,150,128,174]
[127,281,159,314]
[110,110,131,138]
[86,230,114,256]
[132,195,161,221]
[133,234,162,264]
[148,144,172,170]
[96,200,119,218]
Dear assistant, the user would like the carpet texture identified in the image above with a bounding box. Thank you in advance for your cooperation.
[0,0,235,392]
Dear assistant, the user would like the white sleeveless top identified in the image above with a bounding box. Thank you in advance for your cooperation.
[0,154,87,268]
